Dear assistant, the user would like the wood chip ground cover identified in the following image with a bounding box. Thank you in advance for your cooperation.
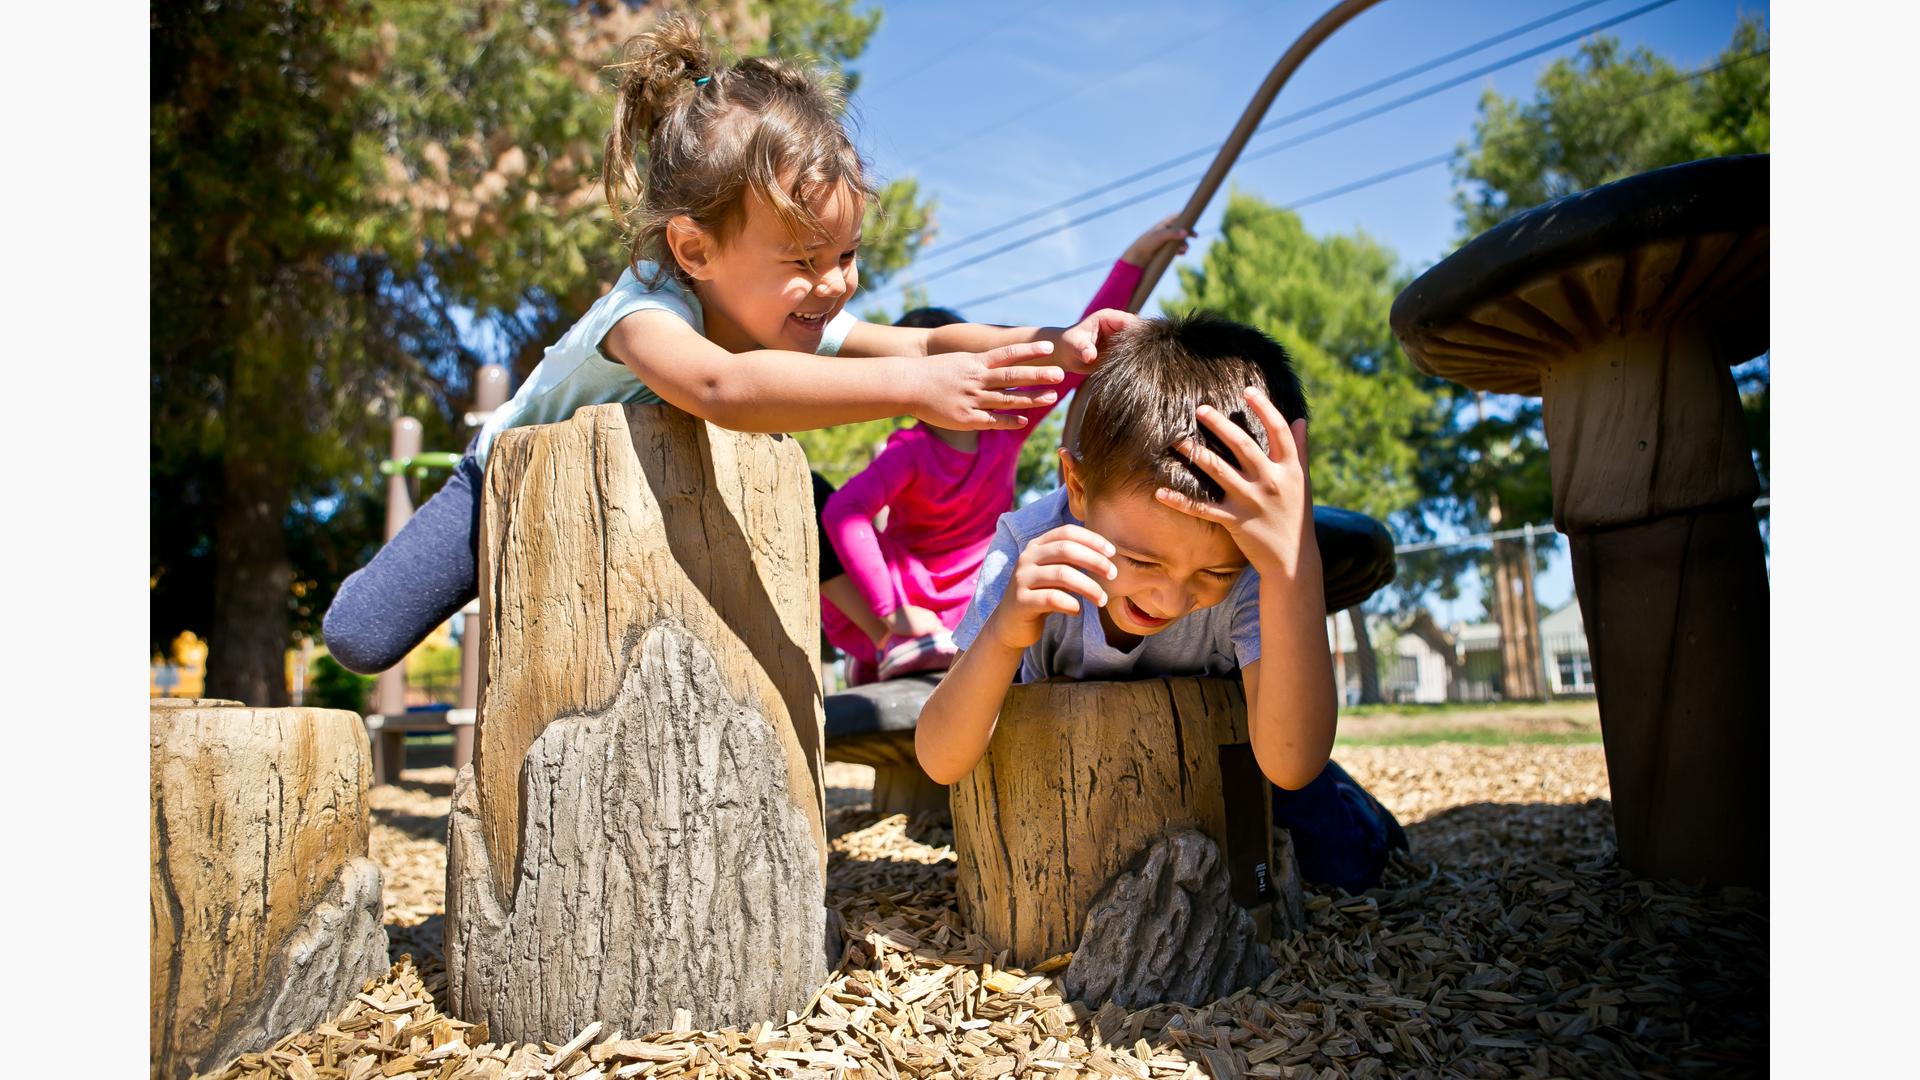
[195,746,1765,1079]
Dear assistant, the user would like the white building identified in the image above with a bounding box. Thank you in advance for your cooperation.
[1328,601,1594,704]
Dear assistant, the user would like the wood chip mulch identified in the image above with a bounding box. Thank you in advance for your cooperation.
[194,745,1766,1079]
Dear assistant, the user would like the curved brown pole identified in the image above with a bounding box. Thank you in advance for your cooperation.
[1062,0,1385,451]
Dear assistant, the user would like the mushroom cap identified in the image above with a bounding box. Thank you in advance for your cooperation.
[1392,154,1768,395]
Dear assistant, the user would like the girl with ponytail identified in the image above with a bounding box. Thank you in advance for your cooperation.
[322,13,1135,678]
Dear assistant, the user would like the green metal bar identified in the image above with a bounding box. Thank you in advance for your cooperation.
[379,452,462,477]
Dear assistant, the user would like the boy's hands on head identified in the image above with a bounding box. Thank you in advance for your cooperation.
[916,341,1065,430]
[1053,309,1140,375]
[984,524,1119,651]
[1155,386,1321,578]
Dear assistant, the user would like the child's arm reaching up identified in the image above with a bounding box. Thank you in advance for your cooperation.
[1155,387,1336,790]
[916,523,1119,784]
[603,310,1065,433]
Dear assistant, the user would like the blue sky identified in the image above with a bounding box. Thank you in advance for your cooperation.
[841,0,1766,625]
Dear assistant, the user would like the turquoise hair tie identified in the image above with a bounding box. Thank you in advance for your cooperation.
[694,75,711,86]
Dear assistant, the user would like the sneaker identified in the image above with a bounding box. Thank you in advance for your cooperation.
[877,629,958,680]
[845,653,881,687]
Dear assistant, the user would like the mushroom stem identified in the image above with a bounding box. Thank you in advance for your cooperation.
[1542,321,1760,533]
[1544,319,1766,885]
[1568,503,1769,885]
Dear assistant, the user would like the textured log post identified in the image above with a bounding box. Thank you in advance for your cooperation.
[950,678,1302,1006]
[446,403,829,1044]
[1392,155,1768,885]
[150,700,389,1080]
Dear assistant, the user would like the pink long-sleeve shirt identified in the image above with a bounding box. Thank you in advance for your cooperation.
[820,260,1143,658]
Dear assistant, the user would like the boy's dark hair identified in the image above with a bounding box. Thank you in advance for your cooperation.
[1072,312,1308,503]
[894,306,965,328]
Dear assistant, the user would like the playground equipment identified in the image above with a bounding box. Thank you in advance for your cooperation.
[1391,154,1769,886]
[951,678,1308,1008]
[365,362,510,783]
[446,404,830,1045]
[150,699,388,1080]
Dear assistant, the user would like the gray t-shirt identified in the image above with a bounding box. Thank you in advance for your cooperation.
[953,488,1262,683]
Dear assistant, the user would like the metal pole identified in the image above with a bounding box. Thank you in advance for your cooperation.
[1064,0,1385,452]
[1523,522,1552,699]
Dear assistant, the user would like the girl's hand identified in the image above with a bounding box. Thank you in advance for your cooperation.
[985,525,1119,651]
[1122,214,1195,267]
[1155,386,1320,577]
[1054,308,1140,374]
[885,605,948,639]
[916,341,1066,430]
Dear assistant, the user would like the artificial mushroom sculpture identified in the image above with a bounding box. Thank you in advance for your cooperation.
[1392,154,1768,886]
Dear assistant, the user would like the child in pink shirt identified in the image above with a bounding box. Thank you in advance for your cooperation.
[823,219,1194,683]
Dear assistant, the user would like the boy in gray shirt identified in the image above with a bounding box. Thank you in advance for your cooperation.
[927,313,1405,892]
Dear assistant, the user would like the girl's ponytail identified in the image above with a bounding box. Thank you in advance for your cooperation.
[605,14,715,245]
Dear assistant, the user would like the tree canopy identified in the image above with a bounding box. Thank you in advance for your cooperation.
[1452,15,1769,236]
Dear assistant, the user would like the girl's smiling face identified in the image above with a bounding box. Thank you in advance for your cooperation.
[670,180,864,354]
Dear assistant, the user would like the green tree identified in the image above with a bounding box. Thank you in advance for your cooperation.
[152,0,932,703]
[1452,16,1769,235]
[1163,191,1437,702]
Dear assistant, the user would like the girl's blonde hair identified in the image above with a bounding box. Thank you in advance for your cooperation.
[605,13,874,287]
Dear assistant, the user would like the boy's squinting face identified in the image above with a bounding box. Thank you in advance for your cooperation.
[1067,473,1249,641]
[678,180,863,354]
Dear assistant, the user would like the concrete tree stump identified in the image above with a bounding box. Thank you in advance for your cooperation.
[150,699,389,1080]
[950,678,1303,1006]
[446,403,830,1045]
[1393,154,1768,885]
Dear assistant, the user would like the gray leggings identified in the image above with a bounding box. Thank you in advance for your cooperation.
[322,452,486,675]
[323,450,843,674]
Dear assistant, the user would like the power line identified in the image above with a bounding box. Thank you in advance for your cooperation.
[876,0,1688,304]
[947,153,1452,313]
[934,48,1766,316]
[908,0,1624,265]
[950,258,1113,312]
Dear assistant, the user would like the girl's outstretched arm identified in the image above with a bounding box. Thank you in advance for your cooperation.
[841,310,1137,377]
[603,310,1064,433]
